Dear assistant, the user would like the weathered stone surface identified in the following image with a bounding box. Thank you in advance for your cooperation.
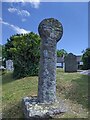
[22,18,65,119]
[64,53,78,72]
[38,18,63,42]
[38,18,63,103]
[6,60,14,71]
[22,96,67,119]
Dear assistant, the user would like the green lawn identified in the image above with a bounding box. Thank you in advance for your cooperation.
[2,69,89,119]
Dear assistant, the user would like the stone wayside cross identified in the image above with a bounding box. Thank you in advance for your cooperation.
[38,18,63,103]
[22,18,67,119]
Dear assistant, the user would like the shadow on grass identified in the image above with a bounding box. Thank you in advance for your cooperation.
[2,72,15,85]
[63,75,88,109]
[2,72,38,85]
[2,101,24,119]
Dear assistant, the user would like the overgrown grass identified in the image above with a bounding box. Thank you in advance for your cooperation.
[2,68,89,119]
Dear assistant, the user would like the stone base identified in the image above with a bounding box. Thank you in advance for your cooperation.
[22,96,67,119]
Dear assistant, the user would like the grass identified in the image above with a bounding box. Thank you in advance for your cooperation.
[2,68,89,119]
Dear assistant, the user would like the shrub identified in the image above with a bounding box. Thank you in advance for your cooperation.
[82,48,90,70]
[4,32,41,79]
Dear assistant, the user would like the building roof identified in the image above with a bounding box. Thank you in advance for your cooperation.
[57,55,82,63]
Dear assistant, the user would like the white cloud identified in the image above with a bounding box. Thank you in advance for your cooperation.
[9,24,30,34]
[0,17,30,34]
[30,0,40,8]
[31,2,40,8]
[8,7,17,13]
[0,17,2,21]
[1,0,89,2]
[22,18,26,22]
[2,0,41,8]
[19,10,30,16]
[8,7,30,17]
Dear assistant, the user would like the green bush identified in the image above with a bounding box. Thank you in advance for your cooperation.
[4,32,41,79]
[82,48,90,70]
[57,49,67,57]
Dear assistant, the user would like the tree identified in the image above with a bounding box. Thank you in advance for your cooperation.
[0,44,2,57]
[0,45,6,67]
[82,48,90,70]
[4,32,41,79]
[57,49,67,57]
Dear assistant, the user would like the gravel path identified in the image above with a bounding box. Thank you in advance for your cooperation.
[79,69,90,76]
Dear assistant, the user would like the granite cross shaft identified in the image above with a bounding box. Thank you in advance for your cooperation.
[38,18,63,103]
[22,18,67,119]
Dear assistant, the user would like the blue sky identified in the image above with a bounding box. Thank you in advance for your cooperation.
[1,2,88,55]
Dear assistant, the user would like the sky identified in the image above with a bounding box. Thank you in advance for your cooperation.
[0,1,88,55]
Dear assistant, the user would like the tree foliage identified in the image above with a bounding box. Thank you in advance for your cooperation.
[0,44,2,57]
[57,49,67,57]
[4,32,41,79]
[82,48,90,70]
